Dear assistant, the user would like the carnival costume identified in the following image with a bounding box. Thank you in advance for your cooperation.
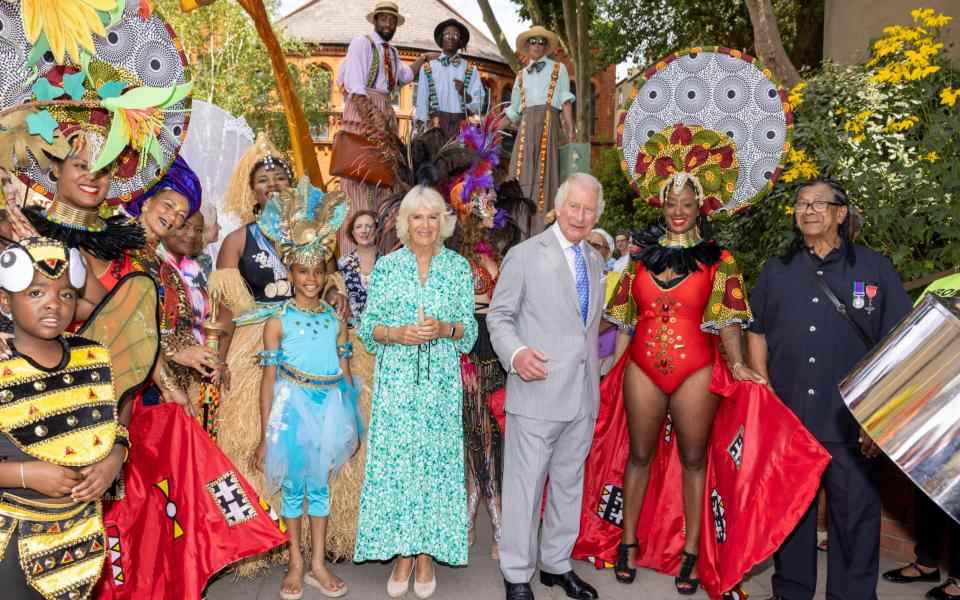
[248,179,362,522]
[572,49,831,599]
[447,117,525,553]
[504,26,575,236]
[414,18,485,139]
[0,237,144,600]
[0,5,288,598]
[335,0,415,255]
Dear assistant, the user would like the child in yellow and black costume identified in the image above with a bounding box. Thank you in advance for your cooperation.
[0,237,132,600]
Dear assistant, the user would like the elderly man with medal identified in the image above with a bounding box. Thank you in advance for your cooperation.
[747,179,912,600]
[414,18,485,139]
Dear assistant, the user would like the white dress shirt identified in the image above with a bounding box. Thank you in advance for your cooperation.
[414,54,485,122]
[504,57,576,124]
[337,31,414,96]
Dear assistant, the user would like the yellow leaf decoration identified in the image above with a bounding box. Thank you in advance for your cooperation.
[18,0,119,64]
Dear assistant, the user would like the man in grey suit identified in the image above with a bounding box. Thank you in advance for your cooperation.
[488,173,605,600]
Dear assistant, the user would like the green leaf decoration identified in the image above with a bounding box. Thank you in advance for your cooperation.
[146,135,164,167]
[27,34,51,68]
[109,0,127,26]
[62,72,88,101]
[97,81,126,100]
[103,83,194,111]
[26,110,60,144]
[691,129,720,147]
[32,79,65,102]
[81,53,92,79]
[644,133,668,155]
[91,113,130,173]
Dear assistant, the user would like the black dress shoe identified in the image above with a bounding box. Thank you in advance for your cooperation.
[928,579,960,600]
[504,580,534,600]
[539,570,598,600]
[883,563,941,583]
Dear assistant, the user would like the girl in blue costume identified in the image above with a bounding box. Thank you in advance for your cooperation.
[251,180,362,600]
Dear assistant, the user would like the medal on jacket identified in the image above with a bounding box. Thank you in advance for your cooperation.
[852,281,866,310]
[865,284,878,314]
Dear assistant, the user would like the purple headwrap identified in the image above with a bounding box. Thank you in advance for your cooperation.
[127,155,202,218]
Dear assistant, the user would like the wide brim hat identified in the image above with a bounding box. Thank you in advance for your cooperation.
[0,1,191,206]
[516,26,559,57]
[366,1,406,26]
[434,19,469,50]
[617,47,794,215]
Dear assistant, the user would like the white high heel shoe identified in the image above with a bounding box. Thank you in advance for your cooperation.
[387,560,412,598]
[413,561,437,599]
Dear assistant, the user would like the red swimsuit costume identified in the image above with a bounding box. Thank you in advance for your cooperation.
[628,263,717,395]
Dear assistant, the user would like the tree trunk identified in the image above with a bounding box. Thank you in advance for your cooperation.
[745,0,801,88]
[523,0,545,27]
[790,0,825,72]
[574,0,590,143]
[476,0,521,72]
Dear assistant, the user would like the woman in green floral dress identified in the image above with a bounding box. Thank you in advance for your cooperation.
[355,185,478,599]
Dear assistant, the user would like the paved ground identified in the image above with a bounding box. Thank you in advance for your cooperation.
[207,513,928,600]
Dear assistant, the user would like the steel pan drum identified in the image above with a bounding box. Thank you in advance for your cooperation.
[840,294,960,522]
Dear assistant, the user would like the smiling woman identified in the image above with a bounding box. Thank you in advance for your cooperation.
[354,185,477,599]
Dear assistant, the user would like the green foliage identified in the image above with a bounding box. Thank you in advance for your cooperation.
[154,0,330,151]
[715,9,960,286]
[593,147,658,234]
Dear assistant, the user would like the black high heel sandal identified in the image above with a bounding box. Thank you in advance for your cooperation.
[614,542,638,584]
[675,551,700,595]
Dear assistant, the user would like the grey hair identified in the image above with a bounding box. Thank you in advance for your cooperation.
[396,185,457,249]
[591,228,614,253]
[555,172,605,217]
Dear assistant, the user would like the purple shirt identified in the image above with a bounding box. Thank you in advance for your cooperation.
[337,31,414,96]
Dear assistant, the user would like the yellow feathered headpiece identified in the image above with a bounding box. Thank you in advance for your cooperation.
[224,132,294,223]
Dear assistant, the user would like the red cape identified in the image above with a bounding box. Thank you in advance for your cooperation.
[94,400,287,600]
[572,353,831,598]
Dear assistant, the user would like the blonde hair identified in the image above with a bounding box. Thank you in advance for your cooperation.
[396,185,456,249]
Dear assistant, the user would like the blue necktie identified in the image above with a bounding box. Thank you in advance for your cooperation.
[572,244,589,324]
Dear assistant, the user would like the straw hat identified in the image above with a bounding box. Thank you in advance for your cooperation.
[366,1,406,26]
[516,26,560,57]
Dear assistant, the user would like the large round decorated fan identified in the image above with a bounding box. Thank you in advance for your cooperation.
[0,0,191,204]
[617,47,793,214]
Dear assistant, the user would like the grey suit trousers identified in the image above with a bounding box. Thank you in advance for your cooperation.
[499,409,596,583]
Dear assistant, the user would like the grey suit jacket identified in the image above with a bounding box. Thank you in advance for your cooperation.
[487,227,605,422]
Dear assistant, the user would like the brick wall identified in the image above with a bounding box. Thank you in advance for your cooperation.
[877,460,916,562]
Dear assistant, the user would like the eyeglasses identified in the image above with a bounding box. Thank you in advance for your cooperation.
[794,200,844,213]
[528,38,547,46]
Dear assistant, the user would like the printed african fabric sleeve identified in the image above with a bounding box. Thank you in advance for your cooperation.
[571,350,830,599]
[93,400,288,600]
[604,261,638,332]
[701,250,752,333]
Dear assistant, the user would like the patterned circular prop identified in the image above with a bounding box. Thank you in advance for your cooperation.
[617,47,794,213]
[0,1,191,204]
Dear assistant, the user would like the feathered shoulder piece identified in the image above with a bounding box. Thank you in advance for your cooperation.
[25,206,145,261]
[633,224,722,276]
[257,179,347,267]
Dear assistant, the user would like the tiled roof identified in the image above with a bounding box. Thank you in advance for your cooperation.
[278,0,508,65]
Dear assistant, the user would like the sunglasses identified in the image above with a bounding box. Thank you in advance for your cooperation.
[528,38,548,46]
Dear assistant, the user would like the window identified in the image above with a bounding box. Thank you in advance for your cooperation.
[390,86,401,109]
[500,85,512,106]
[310,116,330,142]
[480,77,493,114]
[303,62,332,142]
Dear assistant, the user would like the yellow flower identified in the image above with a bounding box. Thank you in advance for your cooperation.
[941,87,959,107]
[784,205,795,216]
[17,0,118,63]
[922,151,940,162]
[788,81,807,108]
[883,115,919,133]
[912,8,953,28]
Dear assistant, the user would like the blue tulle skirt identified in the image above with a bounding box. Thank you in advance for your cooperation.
[264,371,362,518]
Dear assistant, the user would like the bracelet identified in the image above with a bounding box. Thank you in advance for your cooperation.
[19,462,26,489]
[384,326,392,344]
[730,361,745,374]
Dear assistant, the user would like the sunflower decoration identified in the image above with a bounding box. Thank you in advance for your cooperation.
[0,0,191,205]
[633,123,739,215]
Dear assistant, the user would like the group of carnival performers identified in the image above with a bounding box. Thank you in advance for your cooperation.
[0,2,915,600]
